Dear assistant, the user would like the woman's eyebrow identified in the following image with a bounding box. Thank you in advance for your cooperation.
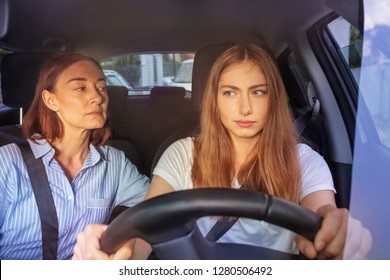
[249,84,268,90]
[219,85,240,90]
[67,77,106,83]
[219,84,268,90]
[67,77,86,84]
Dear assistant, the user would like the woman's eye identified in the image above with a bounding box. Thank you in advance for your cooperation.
[98,86,107,93]
[252,90,266,96]
[223,90,236,96]
[75,87,86,92]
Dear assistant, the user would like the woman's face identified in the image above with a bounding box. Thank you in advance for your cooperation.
[45,60,108,134]
[217,60,269,144]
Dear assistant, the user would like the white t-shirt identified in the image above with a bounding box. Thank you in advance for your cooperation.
[153,137,335,254]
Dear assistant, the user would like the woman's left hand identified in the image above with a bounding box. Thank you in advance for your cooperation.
[295,204,372,259]
[72,224,134,260]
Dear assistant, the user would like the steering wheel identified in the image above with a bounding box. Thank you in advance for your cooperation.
[100,188,322,259]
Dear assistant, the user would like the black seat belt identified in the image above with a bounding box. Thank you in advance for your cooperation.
[295,98,320,136]
[17,141,59,259]
[205,216,238,242]
[0,132,59,259]
[205,186,245,242]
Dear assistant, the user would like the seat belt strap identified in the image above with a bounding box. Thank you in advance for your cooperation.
[295,98,320,136]
[205,216,238,242]
[205,185,244,242]
[16,140,59,260]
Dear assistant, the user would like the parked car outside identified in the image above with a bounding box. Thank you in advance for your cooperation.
[103,69,132,90]
[163,58,193,91]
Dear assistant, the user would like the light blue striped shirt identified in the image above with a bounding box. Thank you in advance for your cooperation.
[0,138,150,260]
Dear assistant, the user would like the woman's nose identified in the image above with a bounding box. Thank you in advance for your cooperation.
[239,95,252,116]
[91,87,104,104]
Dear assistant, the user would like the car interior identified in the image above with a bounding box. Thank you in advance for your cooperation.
[1,0,377,259]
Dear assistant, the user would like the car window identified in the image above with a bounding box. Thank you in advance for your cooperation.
[100,52,195,95]
[328,17,390,149]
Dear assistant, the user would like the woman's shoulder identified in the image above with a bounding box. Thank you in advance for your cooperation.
[297,143,331,171]
[0,143,22,161]
[158,137,194,163]
[169,137,194,150]
[99,144,126,160]
[163,137,194,158]
[297,143,322,157]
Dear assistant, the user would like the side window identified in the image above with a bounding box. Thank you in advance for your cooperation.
[328,17,390,149]
[100,52,195,96]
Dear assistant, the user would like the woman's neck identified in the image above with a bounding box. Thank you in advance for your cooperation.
[232,137,259,175]
[51,130,91,182]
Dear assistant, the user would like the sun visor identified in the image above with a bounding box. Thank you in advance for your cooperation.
[0,0,9,39]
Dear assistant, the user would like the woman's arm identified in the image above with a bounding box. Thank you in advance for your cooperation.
[130,175,177,259]
[296,190,372,259]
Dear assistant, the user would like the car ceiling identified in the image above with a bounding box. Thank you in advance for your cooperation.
[0,0,361,57]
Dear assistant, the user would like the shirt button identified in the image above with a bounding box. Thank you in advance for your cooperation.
[67,196,72,200]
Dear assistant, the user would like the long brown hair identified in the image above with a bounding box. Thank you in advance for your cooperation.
[192,44,300,202]
[22,53,110,146]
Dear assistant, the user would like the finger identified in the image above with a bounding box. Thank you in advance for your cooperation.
[74,224,109,260]
[295,234,318,259]
[111,240,134,260]
[315,206,348,259]
[72,245,80,260]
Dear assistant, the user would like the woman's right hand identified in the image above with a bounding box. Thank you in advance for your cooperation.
[72,224,134,260]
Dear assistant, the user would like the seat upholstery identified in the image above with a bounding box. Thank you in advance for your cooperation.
[191,43,234,112]
[110,86,198,176]
[106,85,143,171]
[1,52,53,110]
[146,45,226,177]
[0,52,53,146]
[150,44,233,176]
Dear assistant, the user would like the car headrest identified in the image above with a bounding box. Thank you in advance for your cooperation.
[1,52,53,109]
[107,85,128,100]
[191,43,234,111]
[150,86,186,99]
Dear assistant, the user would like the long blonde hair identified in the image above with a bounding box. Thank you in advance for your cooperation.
[192,44,300,202]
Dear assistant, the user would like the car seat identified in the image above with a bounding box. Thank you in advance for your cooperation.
[150,44,233,175]
[0,52,53,145]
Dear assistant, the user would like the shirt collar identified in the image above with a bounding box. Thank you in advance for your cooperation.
[28,137,55,160]
[27,137,107,166]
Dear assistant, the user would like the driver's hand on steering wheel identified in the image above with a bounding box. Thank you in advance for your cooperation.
[72,224,134,260]
[295,204,372,259]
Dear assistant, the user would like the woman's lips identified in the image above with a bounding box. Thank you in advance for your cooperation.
[86,109,103,115]
[235,120,255,128]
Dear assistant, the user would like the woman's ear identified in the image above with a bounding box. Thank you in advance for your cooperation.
[42,90,59,112]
